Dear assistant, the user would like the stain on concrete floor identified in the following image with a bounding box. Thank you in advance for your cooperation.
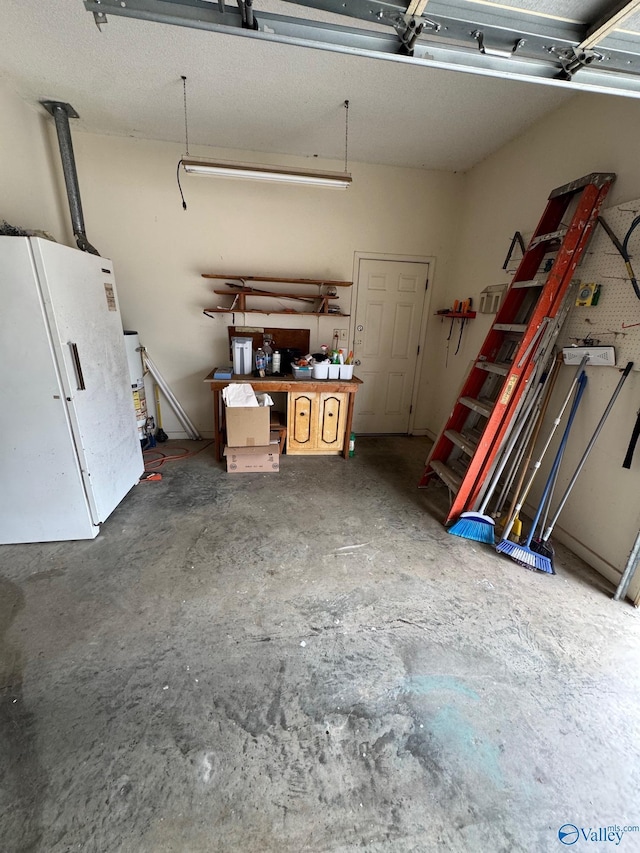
[0,436,639,852]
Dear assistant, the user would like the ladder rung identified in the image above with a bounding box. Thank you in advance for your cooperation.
[459,396,493,418]
[444,429,478,456]
[477,360,510,376]
[493,323,528,333]
[429,460,462,493]
[529,228,567,248]
[512,279,543,289]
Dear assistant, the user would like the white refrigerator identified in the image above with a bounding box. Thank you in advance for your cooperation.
[0,237,144,543]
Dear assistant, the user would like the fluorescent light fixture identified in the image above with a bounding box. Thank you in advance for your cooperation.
[181,158,352,189]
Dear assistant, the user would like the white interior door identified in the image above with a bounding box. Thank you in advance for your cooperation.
[352,258,429,434]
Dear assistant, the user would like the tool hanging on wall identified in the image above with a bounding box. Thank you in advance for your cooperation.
[454,299,472,355]
[575,281,601,306]
[438,299,475,367]
[623,406,640,469]
[597,214,640,300]
[502,231,526,270]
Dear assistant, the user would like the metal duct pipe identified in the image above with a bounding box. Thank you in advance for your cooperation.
[40,100,99,255]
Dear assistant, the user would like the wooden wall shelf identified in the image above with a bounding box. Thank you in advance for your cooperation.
[202,274,352,287]
[202,273,352,317]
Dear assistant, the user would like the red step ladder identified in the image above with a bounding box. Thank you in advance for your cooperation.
[420,172,616,524]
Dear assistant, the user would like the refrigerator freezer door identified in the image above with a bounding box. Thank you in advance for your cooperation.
[31,239,143,524]
[0,237,97,542]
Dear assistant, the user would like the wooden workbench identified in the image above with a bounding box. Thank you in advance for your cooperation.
[204,372,362,461]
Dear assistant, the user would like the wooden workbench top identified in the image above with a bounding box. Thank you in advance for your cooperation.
[203,372,362,392]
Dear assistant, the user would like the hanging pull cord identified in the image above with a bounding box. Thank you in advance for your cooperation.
[177,75,190,211]
[344,99,349,174]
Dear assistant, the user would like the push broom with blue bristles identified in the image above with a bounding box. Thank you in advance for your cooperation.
[496,356,588,556]
[499,370,588,572]
[531,361,634,573]
[448,373,549,545]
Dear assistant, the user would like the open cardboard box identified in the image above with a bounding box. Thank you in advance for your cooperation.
[224,401,271,447]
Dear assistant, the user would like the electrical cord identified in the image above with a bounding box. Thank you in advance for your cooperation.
[143,441,214,472]
[177,159,187,210]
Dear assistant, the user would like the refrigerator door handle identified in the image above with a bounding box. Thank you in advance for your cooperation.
[68,342,86,391]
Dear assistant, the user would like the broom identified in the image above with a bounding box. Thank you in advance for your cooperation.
[448,371,548,544]
[496,357,588,561]
[532,361,634,574]
[508,371,587,573]
[497,354,563,542]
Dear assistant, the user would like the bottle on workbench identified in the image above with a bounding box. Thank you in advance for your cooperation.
[263,335,273,374]
[255,347,266,377]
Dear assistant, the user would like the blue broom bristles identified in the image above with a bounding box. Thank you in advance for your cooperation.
[448,512,496,545]
[496,538,554,573]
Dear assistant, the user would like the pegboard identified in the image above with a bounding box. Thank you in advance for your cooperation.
[558,197,640,371]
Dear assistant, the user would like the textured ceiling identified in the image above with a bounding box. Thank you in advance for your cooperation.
[0,0,581,171]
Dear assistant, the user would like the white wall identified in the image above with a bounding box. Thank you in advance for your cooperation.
[6,78,635,597]
[0,81,69,241]
[69,132,464,436]
[433,91,640,600]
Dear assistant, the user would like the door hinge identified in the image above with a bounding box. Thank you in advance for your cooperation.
[417,345,420,355]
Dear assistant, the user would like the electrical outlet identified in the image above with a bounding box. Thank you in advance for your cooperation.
[333,328,348,341]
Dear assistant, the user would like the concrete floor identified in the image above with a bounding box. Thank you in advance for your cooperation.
[1,436,639,853]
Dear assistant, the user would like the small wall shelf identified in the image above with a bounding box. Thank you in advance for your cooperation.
[435,311,477,319]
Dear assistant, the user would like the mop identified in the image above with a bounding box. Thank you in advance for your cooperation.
[496,356,588,556]
[507,371,588,573]
[532,361,634,574]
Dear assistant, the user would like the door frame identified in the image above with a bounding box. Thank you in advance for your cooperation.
[351,251,436,435]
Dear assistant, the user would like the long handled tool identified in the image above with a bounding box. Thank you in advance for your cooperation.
[505,370,588,572]
[623,406,640,469]
[533,361,635,574]
[496,356,588,549]
[498,354,563,542]
[448,370,549,544]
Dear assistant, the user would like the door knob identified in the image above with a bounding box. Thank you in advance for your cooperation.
[354,359,361,366]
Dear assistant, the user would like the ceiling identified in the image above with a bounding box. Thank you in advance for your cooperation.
[2,0,639,171]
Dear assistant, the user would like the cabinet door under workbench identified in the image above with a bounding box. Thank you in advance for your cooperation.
[287,391,348,454]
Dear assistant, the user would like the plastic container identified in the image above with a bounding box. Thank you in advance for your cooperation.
[291,363,312,380]
[312,362,329,379]
[328,364,340,379]
[339,364,354,380]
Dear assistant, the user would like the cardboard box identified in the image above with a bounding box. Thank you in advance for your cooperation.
[224,445,280,473]
[225,403,271,447]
